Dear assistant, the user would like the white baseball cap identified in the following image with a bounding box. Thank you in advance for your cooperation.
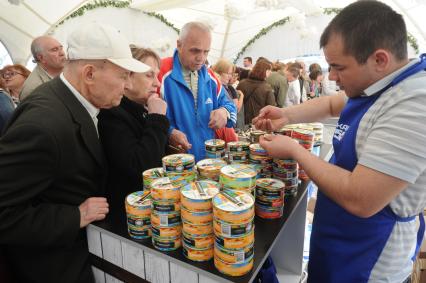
[67,23,150,73]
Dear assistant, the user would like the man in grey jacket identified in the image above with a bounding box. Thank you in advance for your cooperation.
[20,35,66,101]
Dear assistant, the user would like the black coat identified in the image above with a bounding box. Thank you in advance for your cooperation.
[0,77,107,283]
[98,96,169,210]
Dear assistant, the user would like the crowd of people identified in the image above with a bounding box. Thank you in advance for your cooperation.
[0,1,424,283]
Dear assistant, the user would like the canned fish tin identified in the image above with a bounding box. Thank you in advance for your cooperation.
[271,170,298,179]
[182,220,213,236]
[181,181,220,211]
[125,191,152,217]
[152,199,181,214]
[151,177,181,201]
[162,154,195,173]
[228,152,249,163]
[142,168,165,191]
[255,197,284,208]
[151,211,181,227]
[255,204,284,219]
[205,139,226,152]
[182,232,214,249]
[214,254,253,276]
[181,206,213,225]
[220,164,257,191]
[205,150,226,159]
[292,129,315,142]
[214,229,254,250]
[227,141,250,153]
[213,190,255,223]
[128,226,151,240]
[197,159,227,181]
[127,215,151,239]
[213,217,253,238]
[250,130,265,143]
[214,242,254,264]
[151,224,182,238]
[183,243,213,262]
[152,235,181,251]
[249,143,268,156]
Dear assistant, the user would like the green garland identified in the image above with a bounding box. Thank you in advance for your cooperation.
[233,17,289,63]
[408,33,419,54]
[234,7,420,62]
[55,0,180,35]
[57,0,131,26]
[144,12,179,34]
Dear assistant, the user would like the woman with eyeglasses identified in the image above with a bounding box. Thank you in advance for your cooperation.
[1,64,31,105]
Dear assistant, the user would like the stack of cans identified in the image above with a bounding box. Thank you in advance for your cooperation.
[291,129,315,181]
[249,144,273,178]
[125,191,152,239]
[272,159,299,196]
[205,139,226,159]
[196,158,227,181]
[219,164,257,196]
[227,141,250,164]
[213,190,255,276]
[163,154,197,187]
[150,177,182,251]
[309,122,324,145]
[181,181,219,262]
[142,167,165,191]
[255,178,285,219]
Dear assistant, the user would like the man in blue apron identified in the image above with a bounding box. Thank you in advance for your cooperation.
[253,1,426,282]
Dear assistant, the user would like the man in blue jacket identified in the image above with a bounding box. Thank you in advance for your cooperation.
[159,21,236,161]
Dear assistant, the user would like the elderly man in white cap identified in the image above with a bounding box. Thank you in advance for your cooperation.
[0,23,149,283]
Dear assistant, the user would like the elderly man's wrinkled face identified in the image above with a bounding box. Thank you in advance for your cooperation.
[39,37,66,70]
[87,61,131,109]
[177,28,211,71]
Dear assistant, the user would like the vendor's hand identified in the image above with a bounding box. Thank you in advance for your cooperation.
[209,108,228,129]
[79,197,109,228]
[252,106,289,132]
[260,134,300,159]
[147,94,167,115]
[169,129,192,151]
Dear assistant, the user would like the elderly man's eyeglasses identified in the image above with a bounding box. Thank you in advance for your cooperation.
[1,71,24,79]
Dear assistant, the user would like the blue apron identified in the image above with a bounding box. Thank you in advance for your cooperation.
[308,54,426,283]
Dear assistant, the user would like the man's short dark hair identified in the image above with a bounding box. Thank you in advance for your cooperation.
[244,57,252,63]
[320,0,407,64]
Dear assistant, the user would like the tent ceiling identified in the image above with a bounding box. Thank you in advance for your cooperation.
[1,0,425,65]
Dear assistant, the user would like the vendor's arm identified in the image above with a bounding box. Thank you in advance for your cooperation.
[253,92,346,131]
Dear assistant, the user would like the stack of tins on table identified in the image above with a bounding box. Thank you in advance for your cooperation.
[227,141,250,164]
[125,191,152,239]
[205,139,226,159]
[249,143,273,178]
[181,181,219,261]
[255,178,285,219]
[149,154,196,251]
[213,190,255,276]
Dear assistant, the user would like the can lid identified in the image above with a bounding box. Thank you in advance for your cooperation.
[151,177,180,190]
[220,164,257,179]
[205,139,225,147]
[181,181,220,200]
[126,191,151,207]
[256,178,285,190]
[142,167,165,178]
[197,158,227,170]
[162,154,195,166]
[213,190,254,211]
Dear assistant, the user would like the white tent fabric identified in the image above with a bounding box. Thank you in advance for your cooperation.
[1,0,425,67]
